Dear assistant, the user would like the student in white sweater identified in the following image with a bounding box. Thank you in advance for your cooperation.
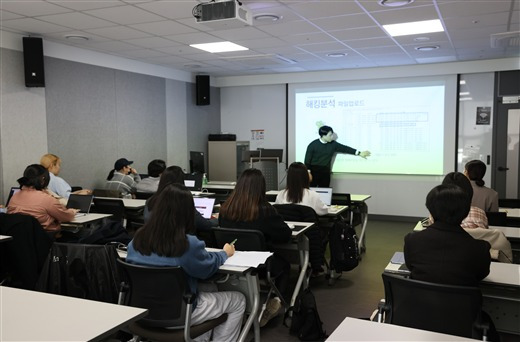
[275,162,329,216]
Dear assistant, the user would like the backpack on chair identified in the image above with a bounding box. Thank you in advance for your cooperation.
[284,288,327,341]
[329,219,359,272]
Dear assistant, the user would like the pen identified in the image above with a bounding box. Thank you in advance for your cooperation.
[230,239,237,245]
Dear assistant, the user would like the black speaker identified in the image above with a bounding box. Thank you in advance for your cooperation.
[23,37,45,87]
[196,75,210,106]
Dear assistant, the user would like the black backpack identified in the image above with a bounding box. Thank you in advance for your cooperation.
[284,288,327,341]
[329,219,359,272]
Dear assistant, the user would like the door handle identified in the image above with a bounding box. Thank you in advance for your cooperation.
[497,166,509,171]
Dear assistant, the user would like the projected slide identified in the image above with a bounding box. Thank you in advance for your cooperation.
[294,85,445,175]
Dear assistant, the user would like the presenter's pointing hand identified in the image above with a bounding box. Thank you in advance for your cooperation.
[359,151,371,159]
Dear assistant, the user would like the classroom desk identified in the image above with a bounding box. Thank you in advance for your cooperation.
[327,317,477,341]
[500,207,520,218]
[384,258,520,335]
[95,197,146,210]
[0,286,148,342]
[0,235,13,242]
[118,248,261,342]
[203,182,236,191]
[61,213,113,233]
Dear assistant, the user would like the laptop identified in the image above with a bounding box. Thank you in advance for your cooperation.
[67,194,94,216]
[5,187,21,206]
[185,173,203,192]
[310,187,333,206]
[193,197,215,219]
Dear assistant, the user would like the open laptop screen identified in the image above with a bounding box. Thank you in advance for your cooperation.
[310,187,333,206]
[193,197,215,219]
[67,194,93,213]
[185,173,203,192]
[5,187,20,206]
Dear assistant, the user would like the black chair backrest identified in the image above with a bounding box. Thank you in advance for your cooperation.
[213,227,267,251]
[93,188,122,198]
[92,198,126,221]
[135,191,154,200]
[498,198,520,208]
[117,259,188,328]
[382,273,483,339]
[331,193,352,206]
[485,211,507,226]
[273,203,318,222]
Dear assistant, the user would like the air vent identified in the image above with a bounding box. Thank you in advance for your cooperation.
[219,54,297,67]
[491,31,520,48]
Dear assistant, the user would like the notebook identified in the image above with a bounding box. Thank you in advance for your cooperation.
[66,194,93,216]
[185,173,203,192]
[193,197,215,219]
[310,187,333,206]
[5,187,20,206]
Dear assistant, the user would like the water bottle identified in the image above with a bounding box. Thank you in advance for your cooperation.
[202,173,208,186]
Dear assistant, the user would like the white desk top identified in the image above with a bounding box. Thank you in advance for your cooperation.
[327,317,476,341]
[489,225,520,240]
[0,286,148,342]
[68,213,112,224]
[266,190,371,203]
[94,197,146,209]
[0,235,13,242]
[500,207,520,218]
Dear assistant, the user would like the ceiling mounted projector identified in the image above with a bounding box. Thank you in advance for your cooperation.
[194,0,252,29]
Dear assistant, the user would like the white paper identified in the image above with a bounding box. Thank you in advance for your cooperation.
[223,251,272,268]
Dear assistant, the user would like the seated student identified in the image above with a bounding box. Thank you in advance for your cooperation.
[7,164,77,233]
[40,154,92,199]
[126,183,245,342]
[404,184,491,286]
[464,160,499,212]
[442,172,488,229]
[144,166,217,231]
[135,159,166,193]
[105,158,141,198]
[275,162,328,216]
[219,168,291,327]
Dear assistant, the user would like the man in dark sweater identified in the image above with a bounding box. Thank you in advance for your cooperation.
[304,125,370,187]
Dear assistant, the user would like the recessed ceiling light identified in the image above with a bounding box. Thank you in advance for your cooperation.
[379,0,415,7]
[326,52,348,58]
[383,19,444,37]
[254,14,281,21]
[460,97,473,101]
[65,34,89,41]
[414,36,430,42]
[460,80,466,85]
[190,41,249,53]
[415,45,440,51]
[459,92,470,96]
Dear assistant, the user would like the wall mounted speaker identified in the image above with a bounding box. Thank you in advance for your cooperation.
[23,37,45,87]
[196,75,210,106]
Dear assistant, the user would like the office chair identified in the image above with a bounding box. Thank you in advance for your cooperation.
[92,188,122,198]
[379,273,489,340]
[485,211,507,226]
[212,227,287,319]
[134,191,153,200]
[117,259,227,342]
[92,198,126,223]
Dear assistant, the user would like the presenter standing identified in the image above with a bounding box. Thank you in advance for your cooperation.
[304,125,370,187]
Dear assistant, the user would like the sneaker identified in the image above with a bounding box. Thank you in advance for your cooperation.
[259,298,282,327]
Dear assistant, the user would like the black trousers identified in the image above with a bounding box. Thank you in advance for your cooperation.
[309,165,331,187]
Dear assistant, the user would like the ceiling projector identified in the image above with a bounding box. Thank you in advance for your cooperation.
[194,0,252,29]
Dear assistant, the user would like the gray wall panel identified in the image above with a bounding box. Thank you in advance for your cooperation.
[0,48,47,202]
[45,57,118,190]
[166,79,188,170]
[186,82,220,175]
[114,70,166,175]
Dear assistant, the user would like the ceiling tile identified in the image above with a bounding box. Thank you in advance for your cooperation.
[235,36,289,49]
[135,0,199,20]
[84,5,165,25]
[37,12,115,30]
[85,26,152,40]
[0,1,71,17]
[450,24,510,41]
[357,45,407,56]
[83,40,142,52]
[438,1,513,19]
[123,36,181,48]
[444,12,513,31]
[164,31,221,45]
[369,5,440,25]
[391,31,450,46]
[156,45,202,55]
[0,10,24,21]
[129,20,196,36]
[256,20,321,36]
[280,32,335,45]
[329,27,388,41]
[342,37,396,49]
[116,49,168,58]
[310,13,377,31]
[1,18,70,34]
[210,26,272,40]
[44,30,111,43]
[51,0,126,12]
[286,1,365,20]
[297,41,351,53]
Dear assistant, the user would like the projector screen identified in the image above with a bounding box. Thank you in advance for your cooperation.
[289,76,456,176]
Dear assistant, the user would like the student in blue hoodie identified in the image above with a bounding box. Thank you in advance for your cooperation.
[126,183,245,341]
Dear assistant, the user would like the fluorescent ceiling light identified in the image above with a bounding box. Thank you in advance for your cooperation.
[459,92,470,96]
[460,80,466,85]
[383,19,444,37]
[190,41,248,53]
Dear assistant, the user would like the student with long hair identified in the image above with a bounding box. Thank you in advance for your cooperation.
[464,160,499,212]
[144,166,216,231]
[219,168,291,327]
[126,183,245,341]
[7,164,77,232]
[275,162,328,216]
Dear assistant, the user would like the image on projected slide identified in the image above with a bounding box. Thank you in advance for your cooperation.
[295,85,445,175]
